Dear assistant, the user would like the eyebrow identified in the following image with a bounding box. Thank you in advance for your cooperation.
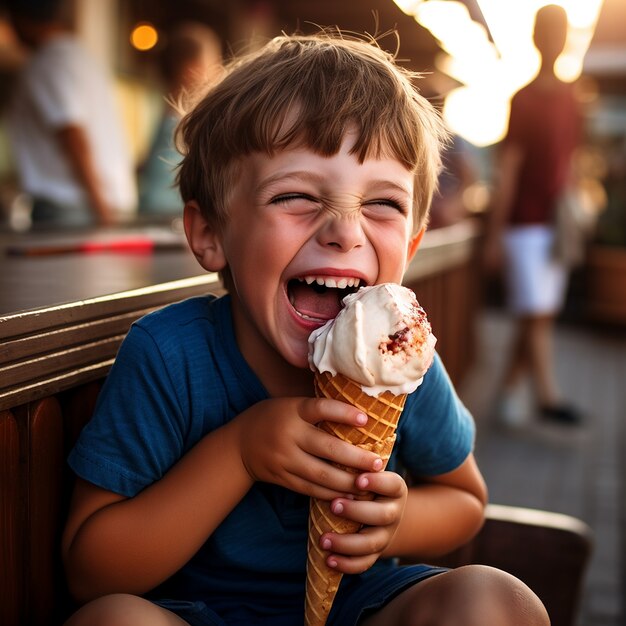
[367,179,413,197]
[257,170,325,192]
[258,170,413,197]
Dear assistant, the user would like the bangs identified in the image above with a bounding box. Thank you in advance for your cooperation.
[177,32,447,230]
[214,37,428,169]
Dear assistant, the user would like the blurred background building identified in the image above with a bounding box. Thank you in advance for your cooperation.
[0,0,623,251]
[0,1,624,624]
[0,0,624,233]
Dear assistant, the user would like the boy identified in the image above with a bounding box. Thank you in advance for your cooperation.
[63,33,549,625]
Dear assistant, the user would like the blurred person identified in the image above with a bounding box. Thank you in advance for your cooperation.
[138,22,222,218]
[5,0,137,229]
[484,4,583,426]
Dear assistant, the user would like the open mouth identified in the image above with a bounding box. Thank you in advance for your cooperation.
[287,276,363,323]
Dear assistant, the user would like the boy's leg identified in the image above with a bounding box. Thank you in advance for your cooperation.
[361,565,550,626]
[64,593,190,626]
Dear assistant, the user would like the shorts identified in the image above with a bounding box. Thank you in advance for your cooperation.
[153,564,447,626]
[503,225,568,315]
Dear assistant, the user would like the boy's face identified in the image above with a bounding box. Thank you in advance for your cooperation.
[212,133,419,370]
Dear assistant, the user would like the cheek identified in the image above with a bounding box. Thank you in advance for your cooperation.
[225,231,291,295]
[368,225,411,270]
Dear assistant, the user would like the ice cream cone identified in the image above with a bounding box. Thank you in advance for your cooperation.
[305,284,435,625]
[304,370,407,626]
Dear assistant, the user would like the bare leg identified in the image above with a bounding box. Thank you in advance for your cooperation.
[525,314,561,407]
[501,314,562,405]
[361,565,550,626]
[501,317,532,391]
[64,594,189,626]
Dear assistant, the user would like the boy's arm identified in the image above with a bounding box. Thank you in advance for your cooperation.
[62,416,253,603]
[62,397,383,603]
[385,452,487,560]
[56,125,115,225]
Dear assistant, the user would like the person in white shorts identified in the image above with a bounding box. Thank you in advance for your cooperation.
[484,5,582,426]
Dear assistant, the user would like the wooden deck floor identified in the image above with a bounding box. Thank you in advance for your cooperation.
[457,308,625,626]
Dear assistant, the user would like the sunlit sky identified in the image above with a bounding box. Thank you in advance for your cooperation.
[393,0,605,146]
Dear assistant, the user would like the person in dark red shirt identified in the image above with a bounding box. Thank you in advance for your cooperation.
[485,4,582,425]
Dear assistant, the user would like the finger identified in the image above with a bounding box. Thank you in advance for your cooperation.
[282,470,346,501]
[283,444,371,497]
[307,431,384,474]
[293,454,361,495]
[322,526,388,558]
[298,398,368,428]
[329,497,400,528]
[326,551,379,575]
[354,471,407,498]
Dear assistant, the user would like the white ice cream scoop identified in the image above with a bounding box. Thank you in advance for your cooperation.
[308,283,437,397]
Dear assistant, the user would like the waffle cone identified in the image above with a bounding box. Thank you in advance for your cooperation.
[304,371,406,626]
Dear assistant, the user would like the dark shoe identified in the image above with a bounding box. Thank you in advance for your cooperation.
[540,404,583,425]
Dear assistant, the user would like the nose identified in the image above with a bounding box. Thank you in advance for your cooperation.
[317,212,366,252]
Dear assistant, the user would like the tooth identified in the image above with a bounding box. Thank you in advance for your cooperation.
[300,275,362,288]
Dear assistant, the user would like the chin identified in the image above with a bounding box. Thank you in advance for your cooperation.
[279,342,311,370]
[288,352,311,370]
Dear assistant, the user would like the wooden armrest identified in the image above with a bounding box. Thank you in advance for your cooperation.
[432,503,593,626]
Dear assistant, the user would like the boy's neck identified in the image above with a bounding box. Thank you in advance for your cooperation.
[229,299,315,397]
[259,359,315,398]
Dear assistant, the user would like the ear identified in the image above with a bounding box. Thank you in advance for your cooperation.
[406,227,426,264]
[183,201,227,272]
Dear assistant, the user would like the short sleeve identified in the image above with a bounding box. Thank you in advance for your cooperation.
[393,354,475,477]
[26,44,85,127]
[68,324,188,497]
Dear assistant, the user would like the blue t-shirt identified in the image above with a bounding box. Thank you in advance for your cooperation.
[69,294,474,617]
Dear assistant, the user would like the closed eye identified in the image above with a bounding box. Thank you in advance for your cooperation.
[270,193,318,205]
[363,198,407,214]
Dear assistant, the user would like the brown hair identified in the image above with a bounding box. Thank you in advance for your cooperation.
[176,30,447,233]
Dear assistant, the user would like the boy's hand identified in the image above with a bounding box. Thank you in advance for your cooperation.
[236,398,385,500]
[319,470,408,574]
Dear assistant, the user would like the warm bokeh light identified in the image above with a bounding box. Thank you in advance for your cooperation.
[443,85,510,147]
[392,0,426,15]
[394,0,605,146]
[130,23,159,51]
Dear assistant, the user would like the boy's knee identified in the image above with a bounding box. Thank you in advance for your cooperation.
[409,565,550,626]
[459,565,549,624]
[64,593,181,626]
